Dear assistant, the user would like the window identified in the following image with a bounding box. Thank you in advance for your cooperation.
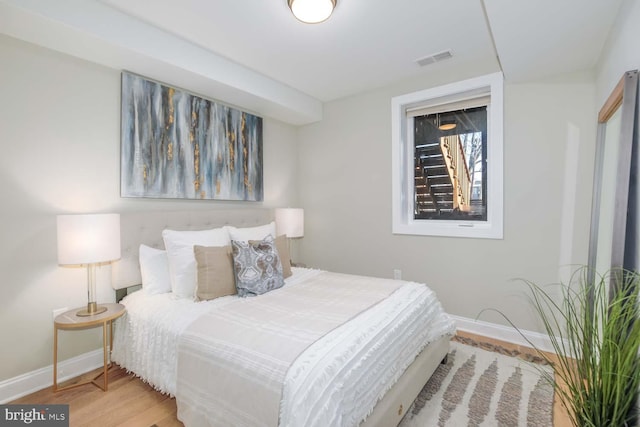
[412,105,487,221]
[391,72,503,239]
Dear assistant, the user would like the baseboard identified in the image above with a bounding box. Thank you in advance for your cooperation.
[451,315,557,354]
[0,348,105,404]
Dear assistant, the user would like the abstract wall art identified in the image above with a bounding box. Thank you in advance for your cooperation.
[120,72,263,201]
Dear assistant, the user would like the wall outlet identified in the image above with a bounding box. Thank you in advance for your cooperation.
[393,269,402,280]
[52,307,68,320]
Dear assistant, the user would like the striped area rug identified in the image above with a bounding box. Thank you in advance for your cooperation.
[399,341,554,427]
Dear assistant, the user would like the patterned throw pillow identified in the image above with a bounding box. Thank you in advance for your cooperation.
[231,235,284,297]
[249,234,292,279]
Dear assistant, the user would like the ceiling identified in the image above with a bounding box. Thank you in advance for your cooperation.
[0,0,623,124]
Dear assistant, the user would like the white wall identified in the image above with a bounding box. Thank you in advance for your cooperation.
[297,66,596,333]
[0,35,299,382]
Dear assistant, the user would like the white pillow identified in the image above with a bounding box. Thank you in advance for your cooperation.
[226,221,276,242]
[162,228,230,299]
[139,244,172,295]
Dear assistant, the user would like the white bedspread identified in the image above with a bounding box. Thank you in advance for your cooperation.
[112,268,455,426]
[111,268,327,396]
[177,271,454,427]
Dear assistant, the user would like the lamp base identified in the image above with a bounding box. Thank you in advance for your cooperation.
[76,302,107,317]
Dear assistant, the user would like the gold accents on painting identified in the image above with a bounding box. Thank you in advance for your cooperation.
[229,138,235,171]
[216,179,221,195]
[143,164,148,183]
[194,143,200,176]
[167,88,175,126]
[194,140,201,193]
[196,174,204,197]
[167,143,173,161]
[190,110,197,142]
[242,114,248,189]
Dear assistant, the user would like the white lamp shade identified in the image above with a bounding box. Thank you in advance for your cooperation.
[57,213,121,265]
[275,208,304,238]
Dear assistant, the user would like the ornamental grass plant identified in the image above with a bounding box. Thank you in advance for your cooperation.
[489,267,640,427]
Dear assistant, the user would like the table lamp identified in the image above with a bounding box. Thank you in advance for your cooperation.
[57,213,121,316]
[275,208,304,265]
[275,208,304,239]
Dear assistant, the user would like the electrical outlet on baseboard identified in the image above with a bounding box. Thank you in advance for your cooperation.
[52,307,68,320]
[393,269,402,280]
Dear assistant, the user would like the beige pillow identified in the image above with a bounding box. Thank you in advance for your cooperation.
[193,245,237,301]
[250,234,292,279]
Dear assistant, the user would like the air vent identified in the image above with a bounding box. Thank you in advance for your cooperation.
[415,50,453,67]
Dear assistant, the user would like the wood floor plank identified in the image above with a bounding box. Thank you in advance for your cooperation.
[118,396,177,427]
[73,375,169,427]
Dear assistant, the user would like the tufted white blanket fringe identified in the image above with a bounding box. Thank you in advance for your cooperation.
[279,282,454,427]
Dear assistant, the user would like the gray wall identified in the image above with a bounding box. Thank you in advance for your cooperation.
[0,35,300,381]
[297,67,597,332]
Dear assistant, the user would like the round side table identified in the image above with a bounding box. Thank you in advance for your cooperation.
[53,303,125,392]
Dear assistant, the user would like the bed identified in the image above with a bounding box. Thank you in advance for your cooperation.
[111,209,455,427]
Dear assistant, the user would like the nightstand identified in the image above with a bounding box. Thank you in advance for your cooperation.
[53,303,125,392]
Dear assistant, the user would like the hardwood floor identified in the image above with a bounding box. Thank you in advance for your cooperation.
[11,332,572,426]
[11,367,182,427]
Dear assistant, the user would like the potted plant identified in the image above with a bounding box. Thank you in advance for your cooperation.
[491,267,640,427]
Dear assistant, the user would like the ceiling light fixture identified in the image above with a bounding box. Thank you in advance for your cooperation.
[288,0,336,24]
[438,121,457,131]
[436,114,457,131]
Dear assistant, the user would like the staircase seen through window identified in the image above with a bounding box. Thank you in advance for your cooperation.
[413,106,487,221]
